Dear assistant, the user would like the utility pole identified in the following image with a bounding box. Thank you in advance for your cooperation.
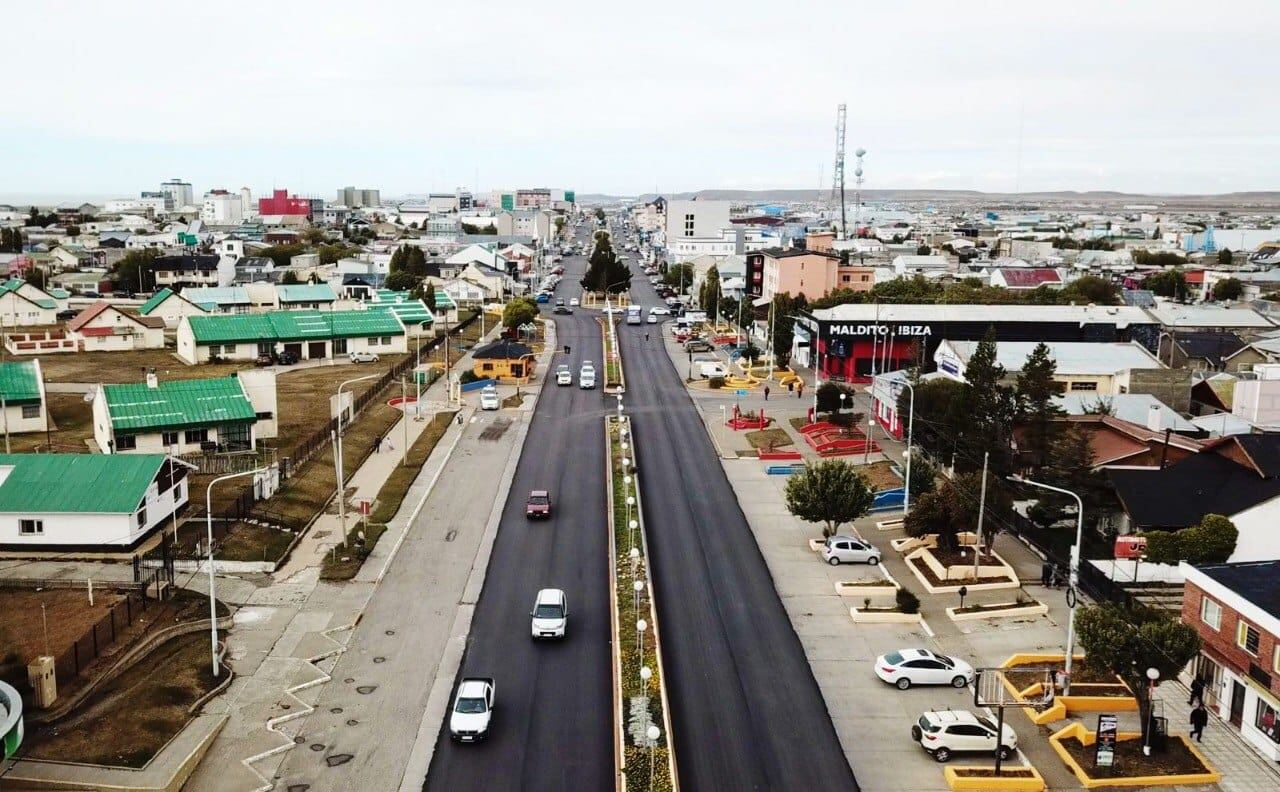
[974,451,989,579]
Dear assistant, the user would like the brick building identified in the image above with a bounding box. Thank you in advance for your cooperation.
[1180,561,1280,761]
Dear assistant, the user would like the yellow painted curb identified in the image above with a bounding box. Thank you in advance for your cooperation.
[1048,722,1222,789]
[998,654,1139,723]
[943,765,1045,792]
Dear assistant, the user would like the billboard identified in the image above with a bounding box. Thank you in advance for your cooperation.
[501,193,515,211]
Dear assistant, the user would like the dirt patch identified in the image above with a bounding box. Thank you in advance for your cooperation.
[169,521,297,564]
[856,460,902,491]
[38,348,251,384]
[0,588,127,683]
[954,599,1040,614]
[929,546,1005,568]
[907,555,1016,588]
[950,768,1037,778]
[1004,663,1124,688]
[479,418,512,441]
[7,392,96,453]
[1059,734,1211,779]
[23,632,220,768]
[744,428,792,449]
[501,392,525,409]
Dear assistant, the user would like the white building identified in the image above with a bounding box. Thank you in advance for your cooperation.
[201,191,244,225]
[934,339,1165,396]
[0,360,48,435]
[160,178,194,210]
[67,301,166,351]
[176,309,407,364]
[138,288,210,328]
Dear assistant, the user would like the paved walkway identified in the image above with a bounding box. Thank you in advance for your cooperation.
[1152,680,1280,792]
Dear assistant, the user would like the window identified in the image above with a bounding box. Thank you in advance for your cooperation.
[1238,621,1262,655]
[1069,381,1098,392]
[1200,598,1222,630]
[1275,645,1280,675]
[1256,700,1280,744]
[258,342,273,355]
[21,404,40,419]
[136,507,146,527]
[161,431,179,446]
[381,336,392,345]
[185,428,208,444]
[19,518,42,536]
[115,434,137,450]
[333,338,348,354]
[684,213,694,237]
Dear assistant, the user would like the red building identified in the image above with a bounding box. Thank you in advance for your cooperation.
[258,189,313,217]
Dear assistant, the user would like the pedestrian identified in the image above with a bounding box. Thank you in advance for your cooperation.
[1190,703,1209,742]
[373,436,381,453]
[1041,562,1053,587]
[787,380,794,393]
[564,344,570,355]
[645,332,650,342]
[796,381,804,399]
[1189,676,1205,707]
[763,384,770,400]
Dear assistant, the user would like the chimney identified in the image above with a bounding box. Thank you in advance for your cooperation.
[145,369,158,389]
[1146,403,1162,433]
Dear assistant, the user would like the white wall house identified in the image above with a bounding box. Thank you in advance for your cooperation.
[0,282,57,327]
[138,288,210,327]
[67,301,166,351]
[0,359,48,435]
[176,309,407,364]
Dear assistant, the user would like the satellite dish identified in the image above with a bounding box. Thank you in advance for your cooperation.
[83,391,94,403]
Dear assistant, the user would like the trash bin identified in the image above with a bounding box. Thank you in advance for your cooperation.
[1148,715,1168,752]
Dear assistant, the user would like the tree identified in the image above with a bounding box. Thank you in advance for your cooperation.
[815,381,856,414]
[1058,275,1120,305]
[25,268,47,290]
[114,249,158,292]
[1212,277,1243,302]
[65,225,80,238]
[769,292,805,367]
[258,243,306,269]
[502,296,539,329]
[915,244,931,256]
[1015,342,1063,467]
[580,240,630,293]
[280,269,301,285]
[699,265,721,313]
[898,376,971,463]
[1218,248,1234,266]
[594,207,605,222]
[905,450,939,500]
[662,262,694,292]
[1032,426,1112,532]
[904,471,1010,553]
[961,328,1016,473]
[784,460,875,537]
[461,222,497,235]
[384,269,421,292]
[1142,514,1238,565]
[719,295,741,328]
[421,281,437,310]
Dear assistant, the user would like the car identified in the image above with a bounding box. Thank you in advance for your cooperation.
[526,489,552,518]
[569,297,580,307]
[479,385,500,411]
[875,648,975,690]
[649,307,670,316]
[684,340,714,353]
[697,361,728,379]
[555,365,573,386]
[349,351,380,363]
[579,366,596,389]
[555,298,565,306]
[665,297,680,307]
[254,353,274,367]
[821,535,881,565]
[449,677,495,742]
[649,276,662,284]
[56,309,78,321]
[277,350,300,365]
[912,709,1017,763]
[647,314,658,324]
[535,293,550,303]
[553,305,571,315]
[530,588,568,639]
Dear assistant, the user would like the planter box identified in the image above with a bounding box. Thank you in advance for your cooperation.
[999,654,1138,724]
[946,601,1048,622]
[916,545,1012,581]
[834,580,899,598]
[850,606,925,626]
[944,766,1045,792]
[904,548,1019,594]
[1048,722,1221,789]
[808,538,825,552]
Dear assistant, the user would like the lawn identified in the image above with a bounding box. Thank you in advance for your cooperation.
[744,428,792,449]
[7,391,96,453]
[22,632,220,768]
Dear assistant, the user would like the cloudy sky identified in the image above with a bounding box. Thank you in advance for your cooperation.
[4,0,1277,199]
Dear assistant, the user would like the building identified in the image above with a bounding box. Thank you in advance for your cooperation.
[0,279,58,327]
[1148,305,1274,334]
[276,283,338,311]
[93,371,275,454]
[1232,364,1280,428]
[1180,561,1280,762]
[471,339,536,383]
[934,339,1165,396]
[66,301,166,351]
[138,288,210,327]
[988,268,1064,290]
[337,187,380,208]
[892,255,953,277]
[515,188,552,209]
[1159,331,1248,372]
[181,286,253,314]
[366,294,435,339]
[664,200,730,247]
[1109,434,1280,561]
[160,178,194,210]
[795,304,1158,383]
[756,248,875,302]
[200,190,244,225]
[177,309,406,364]
[257,189,315,218]
[0,453,193,550]
[0,360,48,435]
[152,254,220,288]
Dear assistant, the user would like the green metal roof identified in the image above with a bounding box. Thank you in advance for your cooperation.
[370,299,434,326]
[277,284,337,303]
[374,287,453,311]
[47,288,70,300]
[0,281,56,310]
[104,376,255,433]
[0,454,166,514]
[139,288,175,315]
[188,310,404,345]
[0,361,41,406]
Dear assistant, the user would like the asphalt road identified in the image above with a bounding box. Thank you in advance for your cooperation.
[619,238,861,791]
[424,226,613,791]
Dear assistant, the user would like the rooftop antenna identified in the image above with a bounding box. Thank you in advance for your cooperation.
[854,148,866,238]
[832,103,847,239]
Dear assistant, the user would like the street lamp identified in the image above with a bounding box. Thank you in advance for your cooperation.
[637,618,648,669]
[633,579,644,627]
[335,373,379,547]
[1143,667,1160,756]
[206,467,267,677]
[1009,473,1084,694]
[646,724,662,788]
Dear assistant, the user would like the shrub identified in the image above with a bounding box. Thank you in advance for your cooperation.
[709,376,725,389]
[459,370,481,384]
[896,588,921,614]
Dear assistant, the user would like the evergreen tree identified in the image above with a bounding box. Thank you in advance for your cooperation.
[699,266,721,313]
[579,239,630,293]
[389,245,406,274]
[1015,342,1063,467]
[961,328,1015,472]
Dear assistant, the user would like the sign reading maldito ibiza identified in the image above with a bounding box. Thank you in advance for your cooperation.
[826,324,934,337]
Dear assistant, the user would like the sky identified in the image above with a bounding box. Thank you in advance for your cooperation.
[4,0,1279,200]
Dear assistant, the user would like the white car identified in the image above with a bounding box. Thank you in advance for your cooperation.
[555,365,573,386]
[875,648,975,690]
[913,709,1018,762]
[479,386,500,411]
[530,588,568,639]
[821,535,880,565]
[349,351,380,363]
[647,314,658,324]
[579,365,596,389]
[449,677,495,742]
[569,297,580,307]
[649,307,670,316]
[697,361,728,379]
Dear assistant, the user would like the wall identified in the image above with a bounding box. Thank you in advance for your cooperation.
[0,292,56,327]
[236,369,278,440]
[1233,378,1280,426]
[1125,367,1193,413]
[1,401,48,434]
[150,296,207,328]
[0,475,187,547]
[1224,496,1280,562]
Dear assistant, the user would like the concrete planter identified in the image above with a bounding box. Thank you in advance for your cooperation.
[807,539,825,552]
[944,766,1046,792]
[903,548,1019,594]
[999,654,1139,725]
[946,600,1048,622]
[849,606,924,626]
[835,581,899,598]
[1048,722,1221,789]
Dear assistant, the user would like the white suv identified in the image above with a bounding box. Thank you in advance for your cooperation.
[555,365,573,386]
[821,535,880,565]
[530,588,567,639]
[912,709,1017,763]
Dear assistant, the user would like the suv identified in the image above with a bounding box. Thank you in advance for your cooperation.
[821,535,880,565]
[555,364,573,386]
[912,710,1017,763]
[684,340,714,353]
[530,588,568,639]
[449,677,495,742]
[526,490,551,519]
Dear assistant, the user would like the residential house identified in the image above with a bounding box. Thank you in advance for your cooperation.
[934,340,1166,396]
[988,267,1064,290]
[1056,413,1204,470]
[0,360,48,435]
[0,279,58,327]
[138,288,210,328]
[366,292,435,340]
[1052,392,1197,433]
[1225,338,1280,374]
[1232,364,1280,429]
[177,309,407,364]
[276,283,338,311]
[181,286,253,314]
[440,278,486,309]
[0,453,192,550]
[67,301,166,351]
[93,371,276,454]
[1179,561,1280,762]
[1160,331,1248,372]
[756,248,871,302]
[1109,434,1280,561]
[892,255,953,277]
[152,254,220,288]
[471,339,536,383]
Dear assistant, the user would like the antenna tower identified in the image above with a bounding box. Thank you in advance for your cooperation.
[832,103,847,239]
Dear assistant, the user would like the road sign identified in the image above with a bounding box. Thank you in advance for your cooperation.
[735,389,748,396]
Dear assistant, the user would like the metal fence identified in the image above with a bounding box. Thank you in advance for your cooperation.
[52,584,164,685]
[1001,509,1134,609]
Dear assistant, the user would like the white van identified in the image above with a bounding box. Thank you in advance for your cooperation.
[697,361,728,379]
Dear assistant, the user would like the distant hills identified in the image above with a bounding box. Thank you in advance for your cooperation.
[577,189,1280,207]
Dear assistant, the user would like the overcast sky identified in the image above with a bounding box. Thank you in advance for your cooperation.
[5,0,1278,200]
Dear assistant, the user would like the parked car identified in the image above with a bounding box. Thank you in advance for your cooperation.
[349,351,380,363]
[530,588,568,639]
[875,648,975,690]
[535,293,550,303]
[526,490,552,518]
[684,340,714,353]
[569,297,580,307]
[277,350,300,365]
[821,535,881,565]
[555,365,573,386]
[912,709,1017,762]
[479,385,500,411]
[449,677,495,742]
[697,361,728,379]
[56,309,78,321]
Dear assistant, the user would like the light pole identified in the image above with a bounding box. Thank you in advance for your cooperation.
[206,467,267,677]
[335,373,379,547]
[1143,667,1160,756]
[646,725,662,789]
[633,579,644,631]
[1009,473,1084,695]
[899,379,916,514]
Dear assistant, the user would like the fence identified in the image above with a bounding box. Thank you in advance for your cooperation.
[1001,508,1134,609]
[52,586,161,685]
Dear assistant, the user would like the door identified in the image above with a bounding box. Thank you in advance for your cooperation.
[1230,680,1246,727]
[949,724,992,753]
[284,343,302,359]
[308,341,327,359]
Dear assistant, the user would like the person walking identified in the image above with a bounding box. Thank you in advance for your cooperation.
[796,381,804,399]
[1189,703,1209,742]
[763,384,770,400]
[1188,676,1205,707]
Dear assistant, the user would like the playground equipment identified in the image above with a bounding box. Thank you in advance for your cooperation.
[798,421,880,457]
[725,405,769,430]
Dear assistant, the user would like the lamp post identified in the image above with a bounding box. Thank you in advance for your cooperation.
[637,618,648,671]
[335,373,379,547]
[1009,473,1084,694]
[646,725,662,789]
[633,579,644,630]
[206,467,267,677]
[1143,667,1160,755]
[900,379,916,515]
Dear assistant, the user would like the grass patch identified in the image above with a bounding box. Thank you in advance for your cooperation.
[954,598,1040,614]
[178,521,297,564]
[23,632,219,768]
[319,522,389,582]
[744,427,792,449]
[7,392,96,453]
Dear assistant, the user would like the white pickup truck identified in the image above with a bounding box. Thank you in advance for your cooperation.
[449,677,495,742]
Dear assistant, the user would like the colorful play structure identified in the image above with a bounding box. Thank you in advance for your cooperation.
[798,421,881,457]
[724,404,769,430]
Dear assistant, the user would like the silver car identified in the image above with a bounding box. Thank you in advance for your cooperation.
[821,535,880,566]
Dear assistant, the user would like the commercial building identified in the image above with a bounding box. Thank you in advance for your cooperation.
[160,178,194,210]
[201,189,244,224]
[1180,561,1280,762]
[0,453,193,550]
[0,360,48,436]
[177,309,406,364]
[337,187,381,208]
[933,339,1165,396]
[258,189,316,218]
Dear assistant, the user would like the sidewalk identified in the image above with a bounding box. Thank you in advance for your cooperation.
[1152,680,1280,792]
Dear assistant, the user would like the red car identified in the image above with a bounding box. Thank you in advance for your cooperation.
[525,490,551,519]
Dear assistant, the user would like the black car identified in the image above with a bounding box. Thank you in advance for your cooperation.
[277,350,300,365]
[56,309,78,321]
[684,340,715,353]
[553,305,571,315]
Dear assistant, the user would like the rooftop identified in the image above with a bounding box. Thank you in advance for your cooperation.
[103,376,256,433]
[808,303,1154,327]
[1052,393,1196,432]
[183,286,251,308]
[0,360,41,406]
[0,454,169,514]
[1195,561,1280,621]
[1146,305,1273,329]
[940,340,1164,375]
[277,283,337,303]
[473,339,533,360]
[187,309,405,345]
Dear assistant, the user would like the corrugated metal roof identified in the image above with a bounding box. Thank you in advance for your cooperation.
[369,299,434,325]
[183,286,251,306]
[0,361,41,405]
[0,453,164,513]
[277,284,337,303]
[104,376,255,432]
[188,309,404,344]
[139,288,175,315]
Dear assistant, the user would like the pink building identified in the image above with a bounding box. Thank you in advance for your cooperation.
[758,248,875,302]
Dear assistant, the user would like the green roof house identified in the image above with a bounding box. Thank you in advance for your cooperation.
[276,283,338,310]
[176,309,407,364]
[0,360,48,435]
[138,288,211,328]
[0,453,194,550]
[0,279,59,328]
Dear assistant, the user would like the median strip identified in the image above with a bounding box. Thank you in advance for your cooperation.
[605,413,676,791]
[600,316,625,393]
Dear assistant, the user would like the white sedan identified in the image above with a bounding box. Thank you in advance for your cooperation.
[649,307,671,316]
[875,648,974,690]
[569,297,580,307]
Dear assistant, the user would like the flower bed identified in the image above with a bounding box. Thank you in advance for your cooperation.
[1000,654,1138,725]
[599,317,625,393]
[904,548,1019,594]
[1049,722,1220,788]
[946,598,1047,622]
